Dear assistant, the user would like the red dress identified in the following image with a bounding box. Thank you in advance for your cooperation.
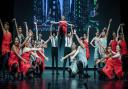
[102,57,123,79]
[59,21,67,34]
[20,51,32,75]
[2,31,12,55]
[109,40,118,52]
[119,40,127,55]
[36,50,45,71]
[84,40,90,60]
[8,47,20,72]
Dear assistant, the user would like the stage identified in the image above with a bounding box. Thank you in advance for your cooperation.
[0,70,128,89]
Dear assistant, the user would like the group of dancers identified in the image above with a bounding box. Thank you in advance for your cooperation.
[0,16,127,80]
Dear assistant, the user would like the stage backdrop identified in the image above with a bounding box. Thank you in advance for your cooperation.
[14,0,121,68]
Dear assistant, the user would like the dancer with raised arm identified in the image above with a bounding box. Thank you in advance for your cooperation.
[63,26,73,75]
[96,46,123,80]
[51,16,73,49]
[50,24,59,74]
[12,18,25,44]
[109,24,121,52]
[99,19,112,59]
[61,30,88,78]
[35,36,51,77]
[83,25,91,60]
[0,19,12,78]
[8,32,32,79]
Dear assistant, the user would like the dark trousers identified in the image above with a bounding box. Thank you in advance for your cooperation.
[58,32,65,50]
[2,52,10,71]
[51,47,58,72]
[63,47,71,73]
[121,54,128,79]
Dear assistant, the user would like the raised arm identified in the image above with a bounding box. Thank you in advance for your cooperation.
[20,32,32,48]
[106,18,112,38]
[24,22,29,36]
[0,19,5,32]
[116,24,121,41]
[120,23,125,34]
[12,18,19,35]
[87,25,91,42]
[74,30,85,48]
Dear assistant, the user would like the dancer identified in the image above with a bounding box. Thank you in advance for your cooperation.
[99,19,112,59]
[90,31,100,64]
[20,37,42,78]
[12,18,25,44]
[96,46,123,80]
[35,36,52,76]
[63,27,73,74]
[8,33,32,79]
[50,24,59,74]
[118,24,127,55]
[51,16,73,48]
[109,24,122,52]
[0,19,12,78]
[83,25,91,60]
[61,30,88,78]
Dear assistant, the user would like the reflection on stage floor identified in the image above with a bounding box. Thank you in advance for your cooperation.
[0,70,128,89]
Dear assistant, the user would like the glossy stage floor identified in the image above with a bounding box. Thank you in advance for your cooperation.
[0,70,128,89]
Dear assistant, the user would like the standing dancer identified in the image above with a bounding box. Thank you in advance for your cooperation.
[0,19,12,78]
[109,24,121,52]
[99,19,112,59]
[83,25,91,60]
[90,31,100,64]
[12,18,25,44]
[63,28,73,75]
[118,24,127,55]
[97,19,112,68]
[118,24,128,78]
[50,25,59,74]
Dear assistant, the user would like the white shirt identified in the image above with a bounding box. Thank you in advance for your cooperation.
[65,36,72,47]
[51,36,58,47]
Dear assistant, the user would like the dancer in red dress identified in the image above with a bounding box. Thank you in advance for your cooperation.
[51,16,73,49]
[109,24,122,52]
[118,24,127,55]
[109,32,118,52]
[83,25,91,60]
[20,40,42,78]
[0,19,12,78]
[35,37,51,75]
[8,33,32,78]
[97,46,123,80]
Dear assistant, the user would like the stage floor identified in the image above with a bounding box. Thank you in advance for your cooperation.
[0,70,128,89]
